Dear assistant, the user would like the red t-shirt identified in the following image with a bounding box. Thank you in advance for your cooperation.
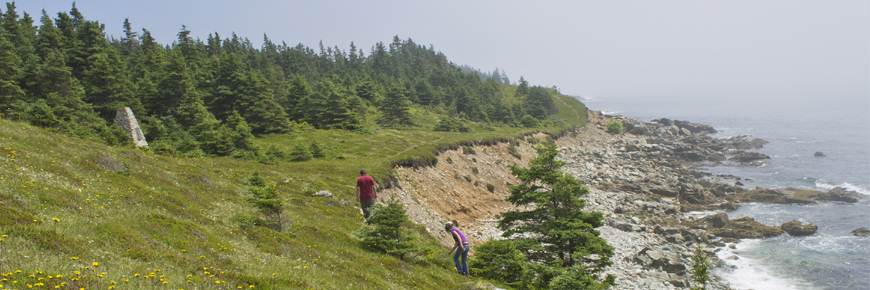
[357,174,375,200]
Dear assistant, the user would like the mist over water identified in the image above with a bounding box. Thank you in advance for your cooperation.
[581,94,870,290]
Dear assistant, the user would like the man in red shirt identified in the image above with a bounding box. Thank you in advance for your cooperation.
[356,169,377,219]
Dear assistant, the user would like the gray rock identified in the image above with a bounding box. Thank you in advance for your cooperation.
[706,212,729,228]
[814,151,826,157]
[729,152,770,162]
[851,227,870,237]
[780,220,818,236]
[313,190,334,198]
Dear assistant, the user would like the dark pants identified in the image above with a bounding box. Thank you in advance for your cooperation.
[360,198,375,219]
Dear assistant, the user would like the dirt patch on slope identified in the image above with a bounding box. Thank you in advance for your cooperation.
[381,134,550,246]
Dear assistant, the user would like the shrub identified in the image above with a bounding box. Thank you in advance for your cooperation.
[433,116,471,132]
[691,244,711,290]
[520,115,541,128]
[470,166,479,174]
[354,198,419,260]
[606,120,623,134]
[469,239,530,289]
[309,140,325,158]
[265,145,286,160]
[446,157,453,164]
[289,143,312,161]
[549,267,613,290]
[462,146,476,155]
[486,183,495,193]
[246,172,285,231]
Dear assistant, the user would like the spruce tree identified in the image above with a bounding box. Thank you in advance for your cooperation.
[377,84,413,127]
[499,144,615,288]
[82,48,139,119]
[309,140,325,158]
[354,199,418,260]
[234,71,290,133]
[315,80,363,131]
[246,172,284,231]
[0,26,23,107]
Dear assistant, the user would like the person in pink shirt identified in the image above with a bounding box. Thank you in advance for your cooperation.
[356,169,377,219]
[445,221,470,277]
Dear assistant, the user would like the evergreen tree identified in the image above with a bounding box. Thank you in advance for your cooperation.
[525,86,554,120]
[314,80,363,131]
[288,143,311,161]
[82,48,139,119]
[246,172,285,231]
[354,198,419,260]
[224,110,257,152]
[469,239,531,288]
[0,25,23,107]
[309,140,325,158]
[285,75,312,122]
[158,50,197,122]
[234,71,290,133]
[377,84,413,127]
[119,18,138,56]
[498,144,615,288]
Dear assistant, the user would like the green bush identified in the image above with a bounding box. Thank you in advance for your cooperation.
[606,120,623,134]
[246,172,285,231]
[309,140,325,158]
[266,145,286,160]
[691,244,711,290]
[354,198,419,260]
[433,116,471,132]
[520,115,541,128]
[549,267,613,290]
[469,239,530,289]
[289,143,312,161]
[462,146,476,155]
[486,183,495,193]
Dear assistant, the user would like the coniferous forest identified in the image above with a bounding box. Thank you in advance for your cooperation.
[0,3,562,161]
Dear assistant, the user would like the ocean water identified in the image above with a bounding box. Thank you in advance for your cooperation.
[581,95,870,290]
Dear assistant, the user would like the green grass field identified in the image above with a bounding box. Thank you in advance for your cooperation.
[0,94,587,290]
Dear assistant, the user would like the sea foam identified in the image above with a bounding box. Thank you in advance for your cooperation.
[814,181,870,195]
[716,239,807,290]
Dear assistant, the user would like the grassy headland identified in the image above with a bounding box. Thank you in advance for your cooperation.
[0,93,587,289]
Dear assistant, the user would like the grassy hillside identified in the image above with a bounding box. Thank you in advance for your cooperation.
[0,94,587,290]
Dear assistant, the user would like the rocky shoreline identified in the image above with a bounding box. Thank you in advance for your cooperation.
[383,110,863,289]
[556,111,863,289]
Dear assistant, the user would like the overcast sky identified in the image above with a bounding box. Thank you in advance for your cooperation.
[14,0,869,104]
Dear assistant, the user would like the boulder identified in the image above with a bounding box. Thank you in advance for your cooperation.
[705,212,729,228]
[825,187,861,203]
[312,190,334,198]
[674,120,718,134]
[709,217,784,238]
[718,202,740,211]
[814,151,826,157]
[851,227,870,237]
[780,220,818,236]
[729,152,770,163]
[652,118,673,126]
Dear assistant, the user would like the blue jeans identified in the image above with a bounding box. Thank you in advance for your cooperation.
[453,244,470,277]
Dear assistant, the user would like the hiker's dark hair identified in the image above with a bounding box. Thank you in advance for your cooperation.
[360,169,366,175]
